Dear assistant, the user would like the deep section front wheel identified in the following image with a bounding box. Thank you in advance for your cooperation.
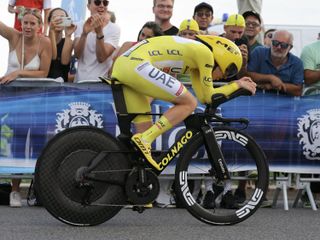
[35,126,130,226]
[175,126,269,225]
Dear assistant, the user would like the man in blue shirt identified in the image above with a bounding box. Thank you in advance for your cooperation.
[247,30,304,96]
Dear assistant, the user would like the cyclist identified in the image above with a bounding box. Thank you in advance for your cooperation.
[111,35,256,171]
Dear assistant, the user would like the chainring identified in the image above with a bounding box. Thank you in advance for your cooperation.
[125,169,160,205]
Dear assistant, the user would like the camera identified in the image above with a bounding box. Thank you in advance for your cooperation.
[58,17,72,27]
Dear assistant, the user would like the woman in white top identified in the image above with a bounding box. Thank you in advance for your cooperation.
[0,9,52,84]
[0,9,52,207]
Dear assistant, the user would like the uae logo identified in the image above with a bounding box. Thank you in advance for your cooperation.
[297,109,320,160]
[55,102,103,133]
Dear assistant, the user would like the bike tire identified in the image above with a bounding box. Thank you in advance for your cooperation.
[175,126,269,225]
[35,126,130,226]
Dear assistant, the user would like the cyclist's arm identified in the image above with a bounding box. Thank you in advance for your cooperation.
[191,69,239,104]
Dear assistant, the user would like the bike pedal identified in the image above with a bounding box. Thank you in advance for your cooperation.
[131,203,153,213]
[132,206,145,213]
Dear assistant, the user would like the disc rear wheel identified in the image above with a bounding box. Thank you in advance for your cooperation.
[35,126,130,226]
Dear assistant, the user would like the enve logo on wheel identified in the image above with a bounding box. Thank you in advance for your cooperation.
[55,102,103,133]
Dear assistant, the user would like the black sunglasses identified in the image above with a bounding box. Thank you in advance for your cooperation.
[272,40,291,49]
[94,0,109,7]
[196,12,212,18]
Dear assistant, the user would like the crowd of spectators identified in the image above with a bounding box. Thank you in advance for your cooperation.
[0,0,318,208]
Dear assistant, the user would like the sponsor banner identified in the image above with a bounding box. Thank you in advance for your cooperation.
[1,82,320,174]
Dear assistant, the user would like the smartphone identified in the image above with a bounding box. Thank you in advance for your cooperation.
[58,17,72,27]
[235,38,248,46]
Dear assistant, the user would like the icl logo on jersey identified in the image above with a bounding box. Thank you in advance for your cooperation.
[297,109,320,160]
[55,102,103,133]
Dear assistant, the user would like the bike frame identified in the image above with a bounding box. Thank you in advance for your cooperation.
[110,81,231,181]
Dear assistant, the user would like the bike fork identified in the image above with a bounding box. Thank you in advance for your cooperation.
[201,125,231,181]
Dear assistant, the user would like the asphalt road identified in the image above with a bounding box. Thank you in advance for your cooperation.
[0,203,319,240]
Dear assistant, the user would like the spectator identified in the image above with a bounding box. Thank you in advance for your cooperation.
[47,8,77,82]
[0,10,52,84]
[153,0,178,35]
[193,2,214,35]
[8,0,52,35]
[237,0,264,44]
[243,11,262,53]
[264,28,276,47]
[73,0,120,82]
[0,10,52,206]
[223,14,248,78]
[136,21,163,41]
[178,19,199,40]
[247,30,304,96]
[300,40,320,92]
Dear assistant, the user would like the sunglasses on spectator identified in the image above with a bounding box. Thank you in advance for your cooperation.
[94,0,109,7]
[195,12,212,18]
[272,40,291,49]
[245,21,260,28]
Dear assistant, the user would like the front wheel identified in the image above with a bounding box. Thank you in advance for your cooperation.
[175,126,269,225]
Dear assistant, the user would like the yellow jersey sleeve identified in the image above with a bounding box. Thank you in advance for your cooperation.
[190,45,240,104]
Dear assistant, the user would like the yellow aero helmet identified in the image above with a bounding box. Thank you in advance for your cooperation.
[196,35,242,78]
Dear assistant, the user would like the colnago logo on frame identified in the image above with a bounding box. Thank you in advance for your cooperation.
[297,109,320,160]
[55,102,103,133]
[158,130,193,170]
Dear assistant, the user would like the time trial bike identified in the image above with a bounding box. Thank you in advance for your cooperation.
[34,79,269,226]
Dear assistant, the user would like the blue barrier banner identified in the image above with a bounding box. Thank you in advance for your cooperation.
[1,81,320,174]
[221,91,320,173]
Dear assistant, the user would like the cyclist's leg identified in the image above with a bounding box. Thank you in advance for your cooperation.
[140,90,197,143]
[112,60,197,169]
[131,91,196,170]
[134,121,153,133]
[122,85,153,133]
